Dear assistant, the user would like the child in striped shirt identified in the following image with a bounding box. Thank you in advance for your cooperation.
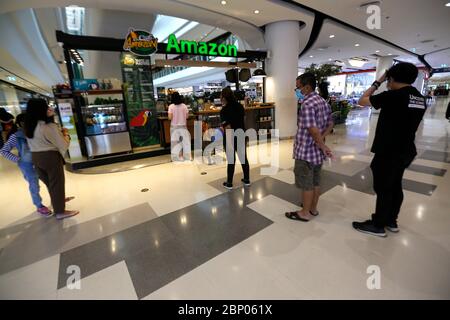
[0,114,52,217]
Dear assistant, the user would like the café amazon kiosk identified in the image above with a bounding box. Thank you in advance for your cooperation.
[54,29,272,170]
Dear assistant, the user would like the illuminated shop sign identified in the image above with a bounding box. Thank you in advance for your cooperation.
[122,54,150,66]
[165,34,237,57]
[123,29,158,56]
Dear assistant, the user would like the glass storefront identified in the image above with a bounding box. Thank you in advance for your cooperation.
[0,81,53,117]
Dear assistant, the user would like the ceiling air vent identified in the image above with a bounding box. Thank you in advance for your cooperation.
[420,39,434,44]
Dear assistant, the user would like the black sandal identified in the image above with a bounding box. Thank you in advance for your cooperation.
[285,211,309,222]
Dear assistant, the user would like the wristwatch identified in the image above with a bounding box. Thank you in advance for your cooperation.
[372,81,381,89]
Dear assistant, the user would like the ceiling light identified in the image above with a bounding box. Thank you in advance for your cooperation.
[329,34,335,38]
[375,50,380,53]
[446,2,450,6]
[348,57,368,67]
[221,0,227,5]
[254,10,260,14]
[388,53,393,56]
[309,55,314,58]
[328,58,332,61]
[354,43,360,47]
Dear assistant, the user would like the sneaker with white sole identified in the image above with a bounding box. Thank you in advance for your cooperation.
[222,182,233,190]
[352,220,387,237]
[241,179,251,187]
[37,206,53,218]
[386,221,399,233]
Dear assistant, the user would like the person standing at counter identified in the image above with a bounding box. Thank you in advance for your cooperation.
[220,86,250,190]
[24,98,79,220]
[168,91,190,161]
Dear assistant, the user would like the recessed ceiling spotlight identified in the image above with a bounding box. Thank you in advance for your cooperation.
[375,50,380,53]
[254,10,260,14]
[329,58,332,61]
[329,34,335,38]
[355,43,360,47]
[445,2,450,7]
[309,55,314,58]
[221,0,227,5]
[388,53,393,55]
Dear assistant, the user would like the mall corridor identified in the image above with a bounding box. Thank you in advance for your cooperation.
[0,98,449,300]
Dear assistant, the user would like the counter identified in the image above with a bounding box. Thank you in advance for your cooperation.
[157,104,275,147]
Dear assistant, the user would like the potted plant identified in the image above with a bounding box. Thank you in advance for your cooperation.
[304,63,342,84]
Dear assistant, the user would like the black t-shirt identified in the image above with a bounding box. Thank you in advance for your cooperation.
[220,101,246,130]
[370,86,426,157]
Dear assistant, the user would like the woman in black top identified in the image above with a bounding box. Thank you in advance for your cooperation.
[220,87,250,190]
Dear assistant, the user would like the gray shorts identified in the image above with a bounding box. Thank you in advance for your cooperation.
[294,159,322,191]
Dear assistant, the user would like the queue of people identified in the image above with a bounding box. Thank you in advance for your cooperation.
[2,62,427,236]
[286,62,427,238]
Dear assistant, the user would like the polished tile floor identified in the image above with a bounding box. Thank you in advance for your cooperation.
[0,98,449,299]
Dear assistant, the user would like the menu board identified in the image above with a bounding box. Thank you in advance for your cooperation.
[120,53,159,147]
[56,99,83,160]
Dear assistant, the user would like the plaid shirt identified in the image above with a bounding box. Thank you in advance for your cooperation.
[293,91,332,165]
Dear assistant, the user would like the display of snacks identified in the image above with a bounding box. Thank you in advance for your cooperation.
[81,103,128,135]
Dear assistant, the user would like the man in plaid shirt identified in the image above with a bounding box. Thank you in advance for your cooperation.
[286,73,334,222]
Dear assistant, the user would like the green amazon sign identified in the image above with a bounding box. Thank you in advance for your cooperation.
[166,34,237,57]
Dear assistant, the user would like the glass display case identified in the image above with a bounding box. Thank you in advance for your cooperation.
[76,90,132,158]
[81,103,127,135]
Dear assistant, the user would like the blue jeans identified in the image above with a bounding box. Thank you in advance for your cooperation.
[18,161,43,209]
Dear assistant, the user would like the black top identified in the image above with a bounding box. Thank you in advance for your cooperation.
[220,101,246,130]
[370,86,426,157]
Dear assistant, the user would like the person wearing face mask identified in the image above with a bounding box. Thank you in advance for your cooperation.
[295,77,305,116]
[286,73,334,222]
[353,62,427,237]
[25,98,79,220]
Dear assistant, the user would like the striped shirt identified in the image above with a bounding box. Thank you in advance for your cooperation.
[293,91,333,165]
[0,133,19,163]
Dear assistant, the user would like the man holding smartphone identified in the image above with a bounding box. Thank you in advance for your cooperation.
[353,62,427,237]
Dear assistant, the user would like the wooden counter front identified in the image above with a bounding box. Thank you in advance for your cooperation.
[158,116,196,147]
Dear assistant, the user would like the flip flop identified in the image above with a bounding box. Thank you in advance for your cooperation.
[285,211,309,222]
[310,210,319,216]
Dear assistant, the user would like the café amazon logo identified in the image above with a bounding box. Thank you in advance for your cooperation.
[123,28,158,56]
[166,34,238,57]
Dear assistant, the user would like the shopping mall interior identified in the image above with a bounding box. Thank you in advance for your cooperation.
[0,0,449,300]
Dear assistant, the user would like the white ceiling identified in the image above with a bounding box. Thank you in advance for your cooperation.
[1,0,449,93]
[294,0,450,56]
[300,19,421,70]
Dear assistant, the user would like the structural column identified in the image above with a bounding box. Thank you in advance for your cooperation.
[265,21,301,138]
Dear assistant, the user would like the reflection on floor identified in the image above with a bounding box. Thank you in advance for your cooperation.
[0,98,449,299]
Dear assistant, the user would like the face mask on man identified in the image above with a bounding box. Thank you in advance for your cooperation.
[295,88,304,101]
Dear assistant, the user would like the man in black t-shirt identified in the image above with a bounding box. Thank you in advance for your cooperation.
[353,62,427,237]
